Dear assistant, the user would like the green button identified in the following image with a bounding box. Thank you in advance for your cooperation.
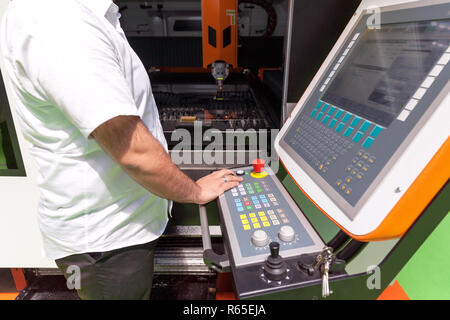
[246,206,252,210]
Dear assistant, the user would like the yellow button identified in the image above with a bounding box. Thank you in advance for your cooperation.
[263,222,270,227]
[240,214,247,219]
[258,211,265,216]
[346,189,351,194]
[253,223,261,229]
[249,213,256,218]
[337,181,341,186]
[243,224,251,230]
[251,217,258,223]
[242,219,249,225]
[261,216,268,222]
[341,185,346,190]
[345,177,351,183]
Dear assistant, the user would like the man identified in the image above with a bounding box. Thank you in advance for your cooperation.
[0,0,242,299]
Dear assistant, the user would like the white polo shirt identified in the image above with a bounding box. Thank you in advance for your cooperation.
[0,0,170,259]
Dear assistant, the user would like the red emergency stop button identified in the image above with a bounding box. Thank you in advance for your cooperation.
[252,159,265,173]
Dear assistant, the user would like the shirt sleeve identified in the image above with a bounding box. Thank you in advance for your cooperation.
[34,7,140,138]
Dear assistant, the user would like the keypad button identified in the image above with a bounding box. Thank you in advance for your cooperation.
[360,121,371,132]
[353,131,364,143]
[336,123,345,133]
[362,137,375,149]
[351,117,361,127]
[253,223,261,229]
[342,113,352,123]
[370,126,383,138]
[344,127,354,137]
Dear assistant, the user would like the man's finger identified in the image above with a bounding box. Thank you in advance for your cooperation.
[222,174,243,183]
[216,169,236,177]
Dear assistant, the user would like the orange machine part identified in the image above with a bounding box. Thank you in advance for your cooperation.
[201,0,238,68]
[279,136,450,241]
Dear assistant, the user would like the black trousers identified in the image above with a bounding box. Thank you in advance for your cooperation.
[55,240,158,300]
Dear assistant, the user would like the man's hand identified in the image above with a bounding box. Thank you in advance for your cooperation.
[92,115,242,205]
[195,169,243,204]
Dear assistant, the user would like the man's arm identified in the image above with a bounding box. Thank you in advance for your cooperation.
[91,115,242,204]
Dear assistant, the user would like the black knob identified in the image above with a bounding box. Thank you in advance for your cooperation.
[270,242,280,258]
[264,242,287,282]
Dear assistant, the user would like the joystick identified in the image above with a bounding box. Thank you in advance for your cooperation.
[264,242,288,281]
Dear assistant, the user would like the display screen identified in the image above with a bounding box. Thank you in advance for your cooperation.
[322,20,450,127]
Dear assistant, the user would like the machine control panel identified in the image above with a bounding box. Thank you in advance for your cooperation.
[218,161,324,267]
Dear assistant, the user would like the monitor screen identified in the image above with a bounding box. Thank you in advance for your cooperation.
[322,19,450,127]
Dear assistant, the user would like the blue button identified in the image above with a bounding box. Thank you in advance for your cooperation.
[362,137,375,149]
[360,121,371,132]
[310,109,317,118]
[262,199,268,203]
[236,202,242,207]
[353,131,364,143]
[327,106,336,115]
[328,119,337,128]
[315,101,323,109]
[316,112,324,121]
[260,195,266,198]
[335,110,343,119]
[251,196,257,199]
[322,115,330,125]
[234,199,240,202]
[351,117,361,127]
[336,123,345,133]
[321,103,329,112]
[237,207,244,212]
[342,113,352,123]
[370,126,383,138]
[344,127,354,137]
